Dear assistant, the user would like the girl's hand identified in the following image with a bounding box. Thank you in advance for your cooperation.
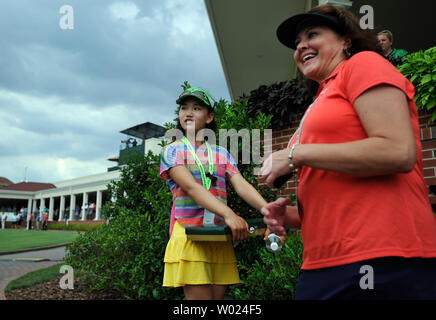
[261,197,290,237]
[224,213,249,242]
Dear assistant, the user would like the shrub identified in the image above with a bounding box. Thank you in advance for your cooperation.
[230,231,303,300]
[243,79,314,128]
[66,152,183,299]
[398,47,436,122]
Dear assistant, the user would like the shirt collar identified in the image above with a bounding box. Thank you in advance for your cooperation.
[316,59,347,96]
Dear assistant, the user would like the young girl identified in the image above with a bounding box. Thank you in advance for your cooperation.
[160,87,269,300]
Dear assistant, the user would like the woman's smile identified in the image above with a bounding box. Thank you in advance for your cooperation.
[294,26,347,83]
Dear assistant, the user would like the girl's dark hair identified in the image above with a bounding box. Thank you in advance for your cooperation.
[298,4,381,95]
[176,97,217,136]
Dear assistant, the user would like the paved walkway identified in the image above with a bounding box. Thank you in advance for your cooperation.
[0,246,67,300]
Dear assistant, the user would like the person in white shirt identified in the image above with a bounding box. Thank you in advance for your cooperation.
[1,213,7,229]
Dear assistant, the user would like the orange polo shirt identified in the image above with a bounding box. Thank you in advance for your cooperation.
[290,51,436,270]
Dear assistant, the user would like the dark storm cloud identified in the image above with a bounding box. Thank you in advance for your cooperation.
[0,0,230,183]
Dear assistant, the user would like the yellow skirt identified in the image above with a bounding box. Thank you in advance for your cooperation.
[163,221,240,287]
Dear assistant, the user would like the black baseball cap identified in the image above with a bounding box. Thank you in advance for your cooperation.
[276,11,345,50]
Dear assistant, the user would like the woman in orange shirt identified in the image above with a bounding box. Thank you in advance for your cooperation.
[261,5,436,299]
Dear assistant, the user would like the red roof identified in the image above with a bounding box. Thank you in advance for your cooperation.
[0,181,56,192]
[0,177,13,186]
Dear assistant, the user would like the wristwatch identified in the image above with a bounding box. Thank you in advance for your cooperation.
[288,144,298,170]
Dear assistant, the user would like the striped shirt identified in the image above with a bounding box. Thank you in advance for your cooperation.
[160,140,239,230]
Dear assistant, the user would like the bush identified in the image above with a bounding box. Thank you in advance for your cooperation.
[230,231,303,300]
[66,152,183,299]
[398,47,436,122]
[243,79,314,128]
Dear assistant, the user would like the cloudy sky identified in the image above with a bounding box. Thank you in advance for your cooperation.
[0,0,230,184]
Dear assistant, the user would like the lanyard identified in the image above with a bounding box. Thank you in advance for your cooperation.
[286,96,320,214]
[287,102,315,148]
[182,136,214,190]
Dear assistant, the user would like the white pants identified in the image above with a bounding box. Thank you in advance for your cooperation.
[1,220,5,229]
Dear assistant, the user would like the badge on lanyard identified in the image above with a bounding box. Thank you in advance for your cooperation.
[182,137,216,227]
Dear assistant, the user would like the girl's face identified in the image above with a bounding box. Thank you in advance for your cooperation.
[294,26,348,83]
[178,98,214,134]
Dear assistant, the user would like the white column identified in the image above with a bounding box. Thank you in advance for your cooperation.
[59,196,65,221]
[49,197,54,221]
[70,194,76,221]
[81,192,88,221]
[26,198,32,230]
[318,0,353,8]
[94,190,102,221]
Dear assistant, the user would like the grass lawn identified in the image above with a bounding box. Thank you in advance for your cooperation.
[0,229,78,253]
[5,263,64,292]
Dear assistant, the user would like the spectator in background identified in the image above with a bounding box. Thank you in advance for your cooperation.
[65,206,70,221]
[36,212,41,230]
[1,212,7,229]
[11,214,17,229]
[84,202,89,219]
[75,205,80,220]
[28,211,33,230]
[377,30,408,66]
[42,209,49,230]
[89,202,95,218]
[16,211,22,227]
[43,213,49,230]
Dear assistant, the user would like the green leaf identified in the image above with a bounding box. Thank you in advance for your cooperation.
[427,97,436,110]
[421,74,432,85]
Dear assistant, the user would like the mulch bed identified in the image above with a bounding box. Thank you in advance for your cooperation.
[5,275,125,300]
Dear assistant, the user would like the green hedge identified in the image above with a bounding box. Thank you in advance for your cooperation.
[48,222,103,232]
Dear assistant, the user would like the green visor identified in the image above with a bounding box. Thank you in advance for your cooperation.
[176,87,215,108]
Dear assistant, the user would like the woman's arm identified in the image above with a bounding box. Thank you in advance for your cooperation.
[262,85,416,187]
[168,165,248,242]
[293,85,416,175]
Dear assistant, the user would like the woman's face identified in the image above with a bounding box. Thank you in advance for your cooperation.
[377,34,392,55]
[178,98,214,134]
[294,26,348,83]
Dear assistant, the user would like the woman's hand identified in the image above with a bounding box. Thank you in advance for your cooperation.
[224,212,249,242]
[260,148,295,188]
[263,227,286,243]
[261,197,291,237]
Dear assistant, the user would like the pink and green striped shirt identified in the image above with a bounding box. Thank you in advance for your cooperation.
[160,140,239,233]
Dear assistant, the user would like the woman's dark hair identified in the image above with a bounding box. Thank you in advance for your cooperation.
[175,97,217,136]
[307,4,380,56]
[298,5,381,95]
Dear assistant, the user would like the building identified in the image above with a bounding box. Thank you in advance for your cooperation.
[205,0,435,100]
[205,0,436,207]
[0,122,166,228]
